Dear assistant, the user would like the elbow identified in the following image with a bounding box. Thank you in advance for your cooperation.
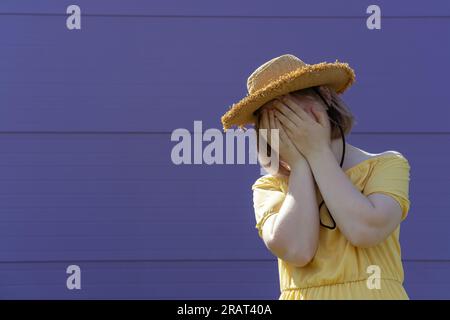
[287,250,315,267]
[344,207,396,248]
[344,222,387,248]
[267,236,316,267]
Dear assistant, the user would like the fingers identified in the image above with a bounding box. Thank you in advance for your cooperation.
[276,118,292,144]
[291,102,314,121]
[260,109,271,145]
[273,99,302,124]
[273,107,297,133]
[275,118,294,148]
[280,95,307,120]
[268,109,276,131]
[283,122,297,144]
[274,118,286,141]
[260,108,269,130]
[279,95,314,122]
[311,107,330,128]
[269,110,280,149]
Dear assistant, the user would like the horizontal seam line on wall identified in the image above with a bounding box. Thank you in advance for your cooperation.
[0,259,447,264]
[0,131,449,135]
[0,13,449,19]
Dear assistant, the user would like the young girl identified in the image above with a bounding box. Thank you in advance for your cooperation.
[221,54,411,300]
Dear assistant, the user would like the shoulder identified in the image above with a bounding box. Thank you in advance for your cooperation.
[365,151,411,183]
[375,150,410,168]
[251,174,285,191]
[378,150,405,158]
[357,147,409,167]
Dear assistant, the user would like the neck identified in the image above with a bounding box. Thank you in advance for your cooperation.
[330,137,346,165]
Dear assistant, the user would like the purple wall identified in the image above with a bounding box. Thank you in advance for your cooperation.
[0,0,449,299]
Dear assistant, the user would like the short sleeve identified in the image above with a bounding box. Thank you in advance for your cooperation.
[363,153,411,221]
[252,175,286,239]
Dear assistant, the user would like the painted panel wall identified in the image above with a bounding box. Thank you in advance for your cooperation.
[0,1,449,299]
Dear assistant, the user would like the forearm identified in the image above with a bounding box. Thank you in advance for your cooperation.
[306,146,377,244]
[269,159,320,265]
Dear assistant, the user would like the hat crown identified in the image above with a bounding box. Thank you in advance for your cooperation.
[246,54,307,94]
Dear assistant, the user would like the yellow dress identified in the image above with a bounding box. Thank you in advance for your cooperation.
[252,152,411,300]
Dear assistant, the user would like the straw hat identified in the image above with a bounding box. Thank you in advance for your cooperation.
[221,54,355,131]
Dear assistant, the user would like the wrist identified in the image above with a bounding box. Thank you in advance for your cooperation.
[305,145,332,163]
[290,157,310,172]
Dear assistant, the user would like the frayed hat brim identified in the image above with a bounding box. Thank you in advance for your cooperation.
[221,61,355,131]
